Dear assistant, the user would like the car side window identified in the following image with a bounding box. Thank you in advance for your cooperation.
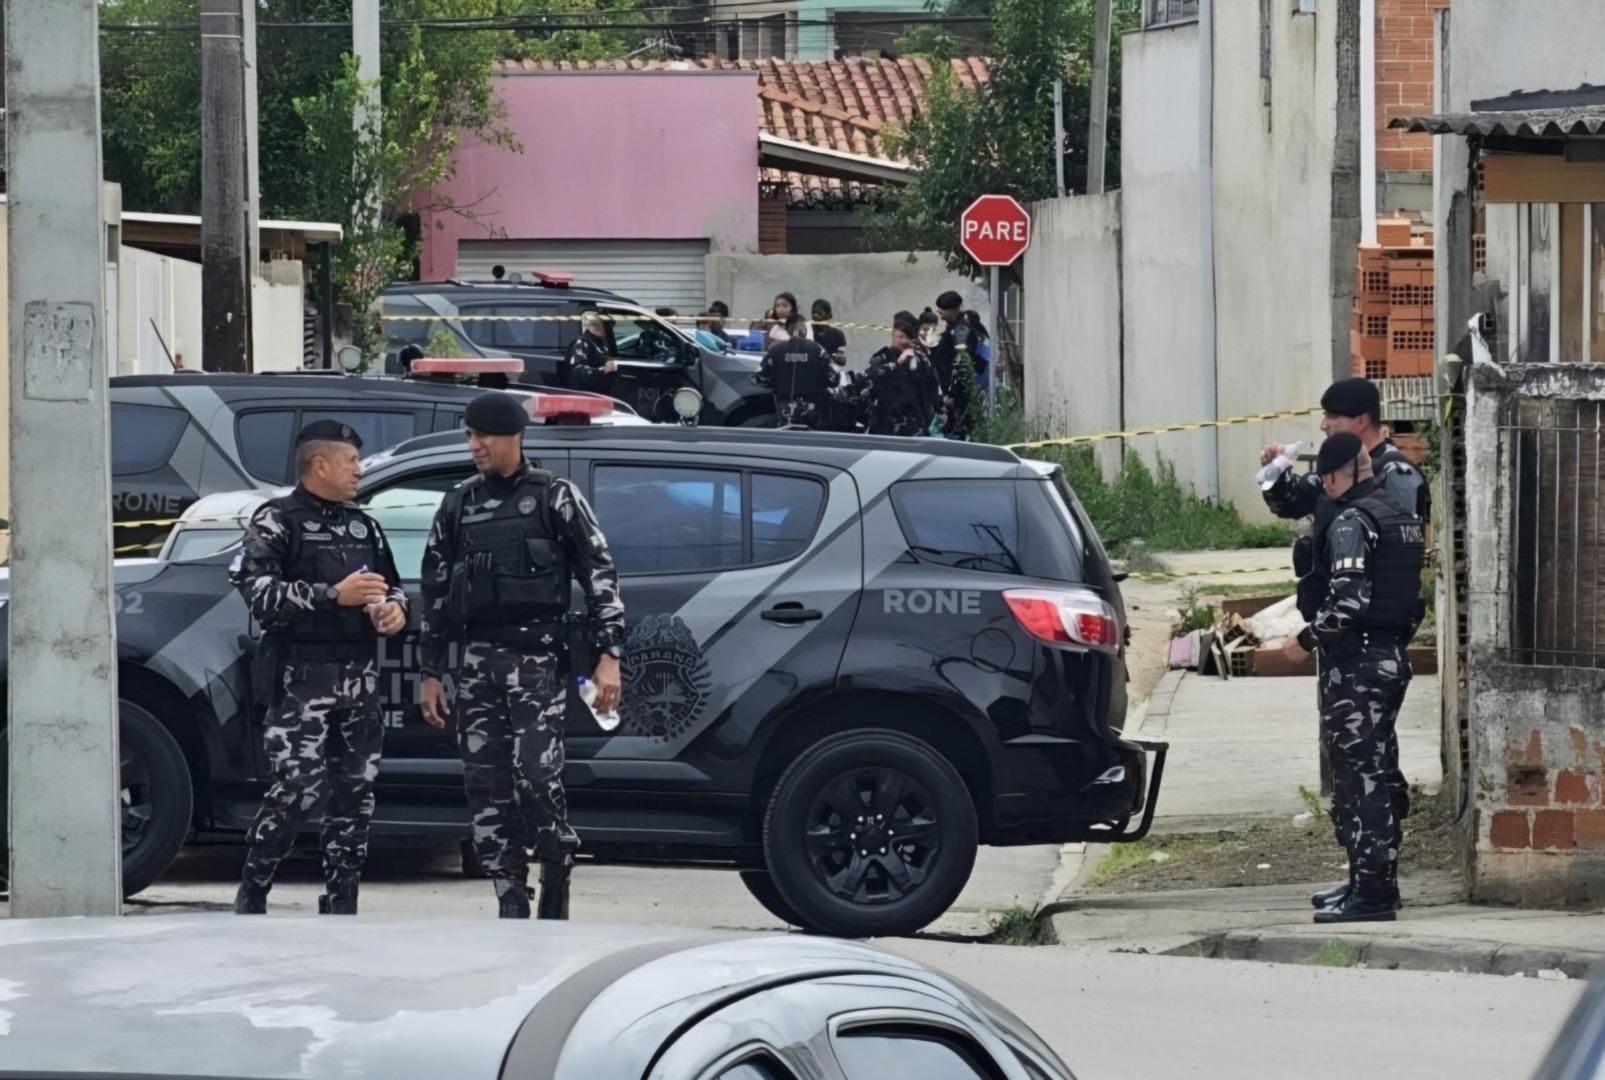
[833,1026,1005,1080]
[607,312,681,363]
[751,473,826,564]
[892,480,1023,576]
[111,403,190,476]
[235,409,298,484]
[496,304,578,350]
[593,465,744,575]
[302,410,419,459]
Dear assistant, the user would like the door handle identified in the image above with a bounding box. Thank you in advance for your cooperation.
[761,603,823,624]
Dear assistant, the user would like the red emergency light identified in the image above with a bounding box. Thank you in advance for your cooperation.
[533,270,573,287]
[525,393,612,420]
[410,357,526,375]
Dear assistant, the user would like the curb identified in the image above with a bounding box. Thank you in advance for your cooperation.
[1174,929,1605,979]
[1136,669,1185,738]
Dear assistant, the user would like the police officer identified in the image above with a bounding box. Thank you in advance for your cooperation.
[867,311,938,436]
[1260,377,1426,826]
[566,311,619,394]
[416,391,626,919]
[760,330,838,427]
[1283,434,1424,923]
[230,420,410,916]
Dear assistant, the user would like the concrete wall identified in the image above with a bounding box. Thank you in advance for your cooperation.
[1022,192,1122,471]
[1118,24,1208,495]
[421,72,760,280]
[251,260,306,373]
[1210,1,1350,517]
[704,251,990,366]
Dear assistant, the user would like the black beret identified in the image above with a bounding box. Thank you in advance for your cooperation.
[1320,377,1381,420]
[935,290,964,311]
[1316,432,1365,476]
[464,391,529,436]
[296,419,361,449]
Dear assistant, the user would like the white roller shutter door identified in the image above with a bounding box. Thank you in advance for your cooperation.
[456,239,710,313]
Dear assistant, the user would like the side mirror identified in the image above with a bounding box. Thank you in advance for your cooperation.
[1112,571,1130,583]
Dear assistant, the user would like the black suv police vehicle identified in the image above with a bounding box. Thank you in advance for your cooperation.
[107,370,641,550]
[0,424,1164,938]
[382,277,778,427]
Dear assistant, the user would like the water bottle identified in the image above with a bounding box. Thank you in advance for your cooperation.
[577,677,621,732]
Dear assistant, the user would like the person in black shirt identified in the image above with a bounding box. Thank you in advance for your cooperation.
[811,299,848,364]
[760,333,838,425]
[566,311,618,394]
[867,311,938,436]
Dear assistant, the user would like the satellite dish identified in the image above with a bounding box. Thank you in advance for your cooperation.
[336,344,363,373]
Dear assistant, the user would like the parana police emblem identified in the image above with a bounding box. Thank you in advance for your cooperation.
[619,614,712,743]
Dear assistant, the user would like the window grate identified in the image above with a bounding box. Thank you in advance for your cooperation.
[1502,398,1605,668]
[1146,0,1199,27]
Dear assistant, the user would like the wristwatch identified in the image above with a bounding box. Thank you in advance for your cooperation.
[603,644,625,660]
[322,584,341,605]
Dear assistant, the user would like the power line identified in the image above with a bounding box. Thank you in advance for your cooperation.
[100,13,989,32]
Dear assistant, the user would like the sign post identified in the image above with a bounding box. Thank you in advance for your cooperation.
[958,195,1032,411]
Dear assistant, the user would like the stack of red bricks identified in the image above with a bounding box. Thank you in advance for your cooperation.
[1350,217,1436,380]
[1490,728,1605,853]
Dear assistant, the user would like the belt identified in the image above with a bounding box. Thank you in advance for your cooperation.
[465,622,567,648]
[283,641,379,663]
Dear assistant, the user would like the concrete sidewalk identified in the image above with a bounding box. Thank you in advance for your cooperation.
[1142,668,1442,826]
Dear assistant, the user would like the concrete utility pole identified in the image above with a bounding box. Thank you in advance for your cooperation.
[201,0,251,372]
[353,0,382,240]
[5,0,123,917]
[1086,0,1113,196]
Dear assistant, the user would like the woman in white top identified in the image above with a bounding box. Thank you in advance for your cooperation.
[767,291,811,347]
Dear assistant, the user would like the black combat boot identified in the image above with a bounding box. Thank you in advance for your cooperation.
[1313,882,1397,924]
[1311,866,1354,909]
[234,881,270,915]
[536,857,572,921]
[318,881,359,915]
[496,879,531,919]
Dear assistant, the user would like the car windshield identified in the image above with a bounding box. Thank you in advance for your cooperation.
[164,525,247,563]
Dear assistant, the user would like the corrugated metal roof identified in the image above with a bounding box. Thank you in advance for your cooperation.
[1390,107,1605,138]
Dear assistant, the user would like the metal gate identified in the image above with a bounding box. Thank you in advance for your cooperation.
[456,239,710,313]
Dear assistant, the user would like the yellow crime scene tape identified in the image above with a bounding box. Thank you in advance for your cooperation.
[379,312,904,334]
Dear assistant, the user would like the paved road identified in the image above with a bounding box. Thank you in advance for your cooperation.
[887,939,1579,1080]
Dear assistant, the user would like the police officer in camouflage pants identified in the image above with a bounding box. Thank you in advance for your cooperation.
[230,421,409,915]
[1281,434,1425,924]
[417,392,625,920]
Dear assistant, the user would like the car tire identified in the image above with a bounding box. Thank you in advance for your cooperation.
[762,728,978,939]
[0,699,193,898]
[119,701,194,897]
[738,869,807,927]
[738,414,779,428]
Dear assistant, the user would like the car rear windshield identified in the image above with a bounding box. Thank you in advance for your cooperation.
[891,478,1085,583]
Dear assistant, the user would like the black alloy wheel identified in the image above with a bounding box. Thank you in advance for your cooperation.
[763,729,977,938]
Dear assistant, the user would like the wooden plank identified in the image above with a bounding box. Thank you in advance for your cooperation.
[1485,154,1605,204]
[1562,202,1586,361]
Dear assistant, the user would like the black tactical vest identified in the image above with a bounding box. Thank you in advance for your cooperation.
[1345,488,1427,632]
[445,468,570,629]
[1294,494,1344,622]
[274,491,382,647]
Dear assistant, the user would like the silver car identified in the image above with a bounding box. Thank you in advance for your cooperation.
[0,917,1071,1079]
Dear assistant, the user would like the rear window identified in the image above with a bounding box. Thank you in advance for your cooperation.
[891,479,1084,583]
[111,403,189,475]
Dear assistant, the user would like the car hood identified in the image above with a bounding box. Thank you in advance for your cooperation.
[0,558,166,603]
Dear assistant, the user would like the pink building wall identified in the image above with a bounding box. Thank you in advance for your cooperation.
[420,70,761,280]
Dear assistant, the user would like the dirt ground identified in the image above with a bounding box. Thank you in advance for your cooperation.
[1080,784,1461,894]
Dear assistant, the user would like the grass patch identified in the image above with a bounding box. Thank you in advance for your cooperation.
[986,905,1059,946]
[976,396,1291,552]
[1310,938,1363,968]
[1299,785,1327,822]
[1090,842,1159,884]
[1197,580,1300,599]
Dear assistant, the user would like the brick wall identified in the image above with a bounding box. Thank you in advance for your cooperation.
[1375,0,1450,173]
[758,193,787,255]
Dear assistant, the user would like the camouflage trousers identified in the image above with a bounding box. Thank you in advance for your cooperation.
[242,659,383,890]
[1317,642,1412,887]
[457,641,578,889]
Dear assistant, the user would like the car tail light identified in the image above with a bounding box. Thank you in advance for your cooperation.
[1003,588,1119,647]
[526,394,613,420]
[410,357,525,375]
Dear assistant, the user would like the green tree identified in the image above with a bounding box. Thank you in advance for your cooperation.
[876,0,1141,271]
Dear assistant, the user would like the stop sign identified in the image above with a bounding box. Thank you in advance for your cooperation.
[959,194,1031,266]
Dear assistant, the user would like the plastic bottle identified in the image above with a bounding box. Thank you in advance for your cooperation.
[577,677,621,732]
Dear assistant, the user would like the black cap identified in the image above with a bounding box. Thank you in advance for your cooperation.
[296,419,362,449]
[1320,377,1381,421]
[1315,432,1365,476]
[464,391,529,436]
[935,290,964,311]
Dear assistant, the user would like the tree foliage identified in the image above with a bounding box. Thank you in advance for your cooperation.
[97,0,673,361]
[873,0,1141,276]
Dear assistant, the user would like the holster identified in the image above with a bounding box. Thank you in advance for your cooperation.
[251,632,285,712]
